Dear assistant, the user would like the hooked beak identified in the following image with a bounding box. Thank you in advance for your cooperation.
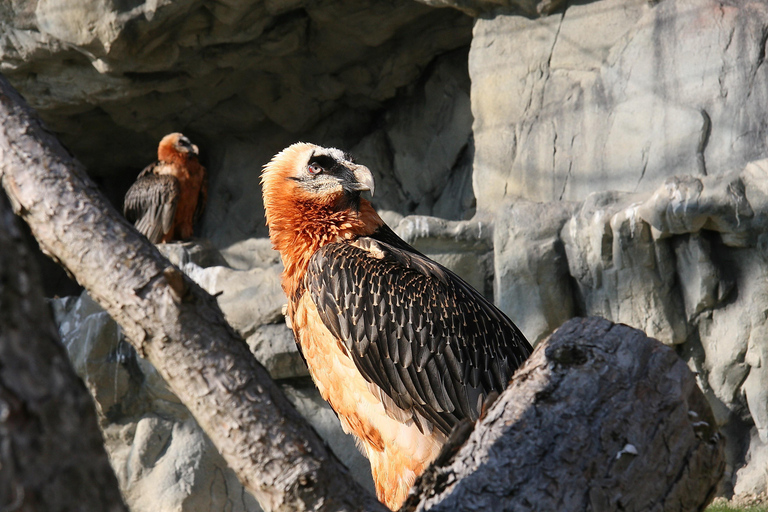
[348,164,375,197]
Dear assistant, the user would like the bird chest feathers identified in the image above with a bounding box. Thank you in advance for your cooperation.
[292,291,446,509]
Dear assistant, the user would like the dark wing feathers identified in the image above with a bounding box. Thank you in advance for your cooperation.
[123,164,180,243]
[193,169,208,226]
[305,229,532,436]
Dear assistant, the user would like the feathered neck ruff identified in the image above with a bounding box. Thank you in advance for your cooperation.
[262,146,383,301]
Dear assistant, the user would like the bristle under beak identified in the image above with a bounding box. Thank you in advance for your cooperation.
[349,164,375,197]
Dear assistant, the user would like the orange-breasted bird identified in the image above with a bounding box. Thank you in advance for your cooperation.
[124,132,207,243]
[261,143,532,509]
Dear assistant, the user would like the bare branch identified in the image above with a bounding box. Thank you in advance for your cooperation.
[0,191,127,512]
[404,317,725,512]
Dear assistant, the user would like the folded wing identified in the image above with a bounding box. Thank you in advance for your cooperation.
[305,228,532,436]
[123,164,180,243]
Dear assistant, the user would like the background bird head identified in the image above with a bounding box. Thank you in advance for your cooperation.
[158,132,199,163]
[261,142,375,217]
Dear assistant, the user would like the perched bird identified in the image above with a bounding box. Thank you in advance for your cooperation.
[261,143,532,510]
[124,132,207,243]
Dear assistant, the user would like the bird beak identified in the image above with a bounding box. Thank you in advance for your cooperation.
[350,164,375,197]
[191,144,199,156]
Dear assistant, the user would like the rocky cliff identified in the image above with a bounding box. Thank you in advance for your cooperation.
[4,0,768,509]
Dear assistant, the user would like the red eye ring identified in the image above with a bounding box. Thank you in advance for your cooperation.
[308,163,323,175]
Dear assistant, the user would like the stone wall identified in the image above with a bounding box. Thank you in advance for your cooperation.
[5,0,768,508]
[471,0,768,207]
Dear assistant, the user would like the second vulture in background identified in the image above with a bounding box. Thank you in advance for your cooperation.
[261,142,532,510]
[124,132,207,243]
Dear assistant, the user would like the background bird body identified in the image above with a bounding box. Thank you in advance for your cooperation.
[124,132,207,243]
[262,143,532,509]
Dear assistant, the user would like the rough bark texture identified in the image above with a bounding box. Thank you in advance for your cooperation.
[403,317,726,512]
[0,191,127,512]
[0,74,387,512]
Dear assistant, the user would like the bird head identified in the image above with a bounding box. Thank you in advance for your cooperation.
[261,142,375,211]
[158,132,199,162]
[262,143,383,292]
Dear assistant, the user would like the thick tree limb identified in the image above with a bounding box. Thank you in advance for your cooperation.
[403,317,726,512]
[0,191,127,512]
[0,74,386,512]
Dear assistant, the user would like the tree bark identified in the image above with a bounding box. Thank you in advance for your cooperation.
[403,317,726,512]
[0,191,128,512]
[0,74,387,512]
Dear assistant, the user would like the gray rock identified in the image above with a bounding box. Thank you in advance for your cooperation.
[734,428,768,496]
[384,49,473,216]
[52,291,260,512]
[486,160,768,497]
[1,0,472,188]
[671,233,732,322]
[177,260,313,380]
[51,293,133,416]
[246,323,308,380]
[561,192,689,346]
[184,263,286,336]
[156,239,230,269]
[470,0,768,210]
[219,237,281,271]
[111,415,261,512]
[393,214,495,299]
[493,200,578,345]
[636,173,755,245]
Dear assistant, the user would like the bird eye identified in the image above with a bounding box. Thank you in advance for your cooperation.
[308,163,324,175]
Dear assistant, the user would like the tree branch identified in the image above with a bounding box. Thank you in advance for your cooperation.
[403,317,725,512]
[0,74,386,512]
[0,191,128,512]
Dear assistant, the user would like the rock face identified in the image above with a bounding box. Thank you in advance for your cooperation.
[496,161,768,498]
[464,0,768,498]
[0,0,474,233]
[7,0,768,507]
[470,0,768,208]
